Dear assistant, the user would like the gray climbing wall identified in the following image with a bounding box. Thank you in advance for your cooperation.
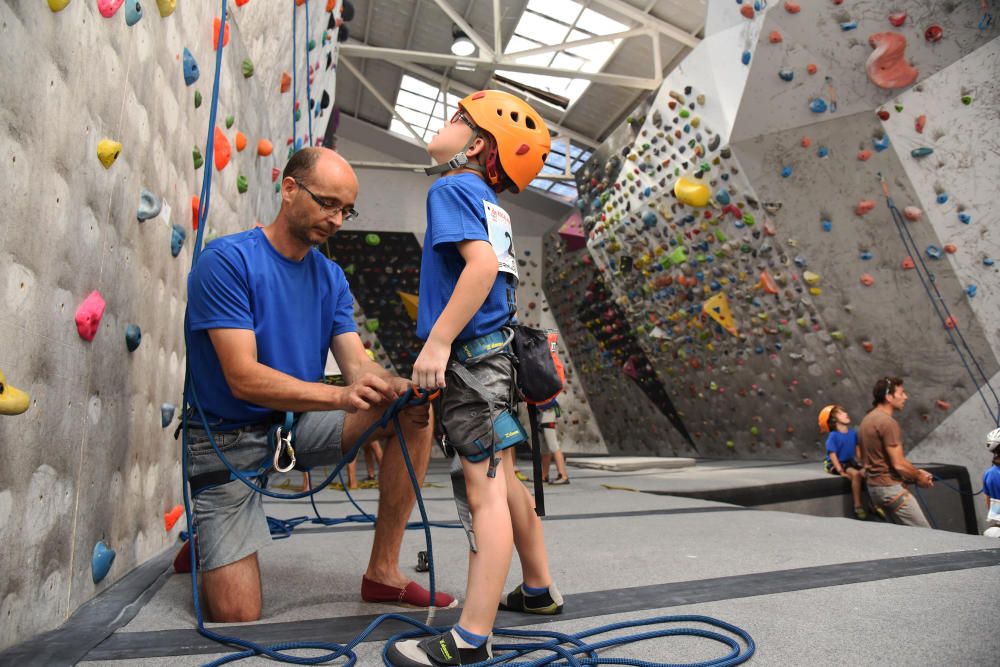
[0,0,344,650]
[552,0,1000,487]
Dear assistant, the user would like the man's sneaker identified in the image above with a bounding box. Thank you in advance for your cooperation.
[548,476,570,485]
[499,582,564,615]
[386,628,492,666]
[854,507,868,520]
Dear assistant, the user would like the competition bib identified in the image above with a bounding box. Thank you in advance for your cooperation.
[483,200,518,283]
[989,498,1000,524]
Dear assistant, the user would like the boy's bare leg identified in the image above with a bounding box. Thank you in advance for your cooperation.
[503,451,552,588]
[456,452,514,636]
[847,468,863,509]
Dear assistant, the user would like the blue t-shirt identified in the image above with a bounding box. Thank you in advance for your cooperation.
[416,173,518,342]
[983,465,1000,499]
[825,429,859,465]
[185,228,356,427]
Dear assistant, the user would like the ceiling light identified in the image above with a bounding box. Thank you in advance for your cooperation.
[451,24,476,56]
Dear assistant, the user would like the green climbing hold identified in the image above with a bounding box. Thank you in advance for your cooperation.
[715,230,727,242]
[961,95,972,105]
[241,58,254,78]
[830,330,845,341]
[274,181,280,193]
[365,233,381,246]
[225,114,235,129]
[740,243,753,253]
[894,103,903,112]
[343,263,356,275]
[750,426,760,436]
[743,213,756,226]
[294,108,301,121]
[667,246,688,266]
[679,109,690,118]
[364,318,380,333]
[236,173,248,194]
[193,146,203,169]
[194,90,202,108]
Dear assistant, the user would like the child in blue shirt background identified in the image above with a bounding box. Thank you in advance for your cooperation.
[819,404,866,519]
[983,428,1000,538]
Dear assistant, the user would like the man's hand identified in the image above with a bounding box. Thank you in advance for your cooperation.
[342,373,396,413]
[915,469,934,488]
[412,338,451,390]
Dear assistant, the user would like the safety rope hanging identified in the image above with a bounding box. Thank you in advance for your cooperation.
[304,0,314,147]
[291,0,298,152]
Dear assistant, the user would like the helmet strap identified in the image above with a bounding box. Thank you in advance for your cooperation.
[424,131,486,177]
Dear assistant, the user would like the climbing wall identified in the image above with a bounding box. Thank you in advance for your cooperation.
[552,0,999,464]
[0,0,345,650]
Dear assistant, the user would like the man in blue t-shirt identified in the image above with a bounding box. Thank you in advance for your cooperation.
[184,148,454,622]
[983,428,1000,537]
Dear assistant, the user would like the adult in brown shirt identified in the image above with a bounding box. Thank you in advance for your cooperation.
[858,376,934,527]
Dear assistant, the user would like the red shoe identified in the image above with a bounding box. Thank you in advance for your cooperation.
[361,575,457,609]
[173,538,199,573]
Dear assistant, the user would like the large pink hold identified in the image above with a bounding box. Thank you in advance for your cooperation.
[903,206,923,221]
[558,212,587,251]
[75,291,106,341]
[98,0,125,18]
[866,32,918,89]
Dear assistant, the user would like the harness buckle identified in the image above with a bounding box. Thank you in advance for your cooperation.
[272,426,297,473]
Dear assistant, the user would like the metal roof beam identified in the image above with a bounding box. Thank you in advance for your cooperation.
[504,26,650,59]
[589,0,701,48]
[339,56,429,149]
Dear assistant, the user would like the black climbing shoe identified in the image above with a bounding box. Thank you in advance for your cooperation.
[386,628,492,666]
[499,582,564,615]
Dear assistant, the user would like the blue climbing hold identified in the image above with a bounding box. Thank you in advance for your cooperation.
[137,189,162,222]
[742,51,752,65]
[966,285,977,298]
[793,255,807,267]
[984,258,995,266]
[779,69,794,82]
[821,219,832,232]
[809,98,828,113]
[124,0,142,25]
[872,135,890,152]
[958,212,971,224]
[92,541,116,584]
[125,324,141,352]
[911,147,934,158]
[926,245,942,259]
[716,189,730,205]
[860,251,873,260]
[781,166,792,178]
[161,403,176,428]
[170,224,186,257]
[183,48,199,86]
[817,146,829,158]
[642,211,657,228]
[840,21,858,31]
[936,192,949,204]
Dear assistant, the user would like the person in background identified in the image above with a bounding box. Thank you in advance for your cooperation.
[818,405,865,519]
[982,428,1000,538]
[538,398,570,485]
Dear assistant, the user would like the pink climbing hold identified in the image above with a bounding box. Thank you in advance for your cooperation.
[888,12,907,27]
[866,33,918,90]
[855,200,876,216]
[98,0,125,17]
[558,213,587,251]
[857,150,872,161]
[903,206,923,221]
[75,291,106,341]
[860,274,875,286]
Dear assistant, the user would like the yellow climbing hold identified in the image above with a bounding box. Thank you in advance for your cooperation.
[674,176,711,207]
[97,139,122,169]
[398,291,419,322]
[156,0,176,17]
[802,270,821,286]
[703,292,738,336]
[0,368,30,416]
[48,0,71,11]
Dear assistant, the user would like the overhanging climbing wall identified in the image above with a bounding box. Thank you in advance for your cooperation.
[553,0,999,462]
[0,0,347,650]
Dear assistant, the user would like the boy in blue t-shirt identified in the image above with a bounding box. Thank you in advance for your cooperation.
[819,405,867,519]
[387,91,560,667]
[983,428,1000,537]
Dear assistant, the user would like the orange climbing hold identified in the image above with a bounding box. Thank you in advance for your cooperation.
[860,274,875,286]
[235,131,247,152]
[740,5,754,19]
[807,63,818,75]
[280,71,292,93]
[235,0,250,6]
[214,127,231,171]
[326,0,336,10]
[901,256,915,270]
[857,150,872,161]
[784,1,801,13]
[768,31,783,43]
[164,505,184,531]
[915,115,926,133]
[855,200,876,216]
[800,136,812,148]
[944,315,958,329]
[757,271,779,295]
[943,243,957,254]
[866,33,918,89]
[258,138,273,156]
[212,16,230,50]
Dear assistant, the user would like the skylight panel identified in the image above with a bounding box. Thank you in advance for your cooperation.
[528,0,581,25]
[516,11,570,44]
[400,74,439,99]
[576,7,627,35]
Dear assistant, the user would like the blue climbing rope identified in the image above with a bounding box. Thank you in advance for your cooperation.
[291,0,298,153]
[304,0,314,146]
[878,174,1000,427]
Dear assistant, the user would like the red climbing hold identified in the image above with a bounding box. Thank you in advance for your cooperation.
[857,150,872,161]
[212,17,230,50]
[901,256,915,270]
[75,291,106,342]
[924,25,943,42]
[862,341,874,353]
[280,72,292,93]
[784,1,801,13]
[888,12,907,27]
[191,196,200,230]
[866,33,918,89]
[768,31,783,44]
[515,143,530,156]
[272,167,280,182]
[214,127,231,171]
[800,136,812,148]
[915,115,926,133]
[877,109,890,121]
[164,505,184,531]
[860,273,875,286]
[236,0,251,6]
[936,400,951,411]
[740,5,755,19]
[943,243,957,254]
[807,64,818,75]
[855,200,876,216]
[944,315,958,329]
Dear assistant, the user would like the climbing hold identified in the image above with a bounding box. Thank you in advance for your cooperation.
[674,176,711,207]
[214,127,231,171]
[160,403,175,427]
[364,318,380,333]
[236,174,248,194]
[860,274,875,286]
[182,48,199,86]
[943,244,957,254]
[124,0,142,25]
[944,315,958,329]
[817,146,829,157]
[857,150,871,161]
[860,250,873,260]
[924,25,943,43]
[235,131,247,152]
[809,98,828,113]
[365,233,381,246]
[641,211,657,228]
[98,0,124,18]
[778,69,794,82]
[807,64,818,75]
[241,58,254,78]
[984,258,995,267]
[280,72,292,93]
[225,115,235,129]
[872,135,890,152]
[781,166,792,178]
[125,324,142,352]
[0,368,31,416]
[156,0,176,17]
[212,16,230,50]
[840,21,858,31]
[958,212,971,224]
[925,244,942,259]
[702,292,738,336]
[936,192,948,204]
[861,341,874,353]
[866,33,918,89]
[193,90,202,108]
[821,219,832,232]
[855,200,875,216]
[910,147,933,158]
[170,224,186,257]
[257,138,273,156]
[192,146,203,169]
[901,256,915,270]
[740,5,755,19]
[757,271,779,295]
[966,285,977,298]
[961,94,972,106]
[784,1,801,13]
[75,291,106,342]
[398,292,419,322]
[91,541,116,583]
[800,136,812,148]
[741,51,752,66]
[164,505,183,532]
[271,167,280,182]
[48,0,71,11]
[877,109,890,121]
[830,331,845,341]
[769,31,783,44]
[888,12,907,27]
[137,189,162,221]
[903,206,922,221]
[96,139,122,169]
[802,271,821,285]
[191,196,200,230]
[915,115,926,133]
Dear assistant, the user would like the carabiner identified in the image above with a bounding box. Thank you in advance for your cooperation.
[272,426,297,473]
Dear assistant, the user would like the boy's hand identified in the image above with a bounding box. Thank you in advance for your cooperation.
[412,339,451,390]
[343,373,396,413]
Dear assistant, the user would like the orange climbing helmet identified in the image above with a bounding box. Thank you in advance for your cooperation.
[459,90,551,193]
[817,405,839,434]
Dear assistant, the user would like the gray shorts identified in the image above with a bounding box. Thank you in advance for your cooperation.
[442,353,523,460]
[186,410,347,571]
[867,483,931,528]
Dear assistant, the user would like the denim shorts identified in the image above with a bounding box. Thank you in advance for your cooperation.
[186,410,347,570]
